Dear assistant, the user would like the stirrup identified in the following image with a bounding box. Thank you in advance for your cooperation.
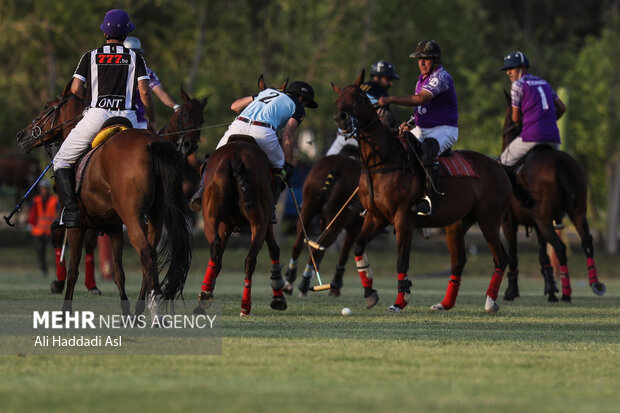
[189,197,202,213]
[414,196,432,216]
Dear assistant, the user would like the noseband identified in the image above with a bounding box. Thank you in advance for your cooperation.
[29,94,83,145]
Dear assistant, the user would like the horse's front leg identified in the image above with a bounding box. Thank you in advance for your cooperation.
[329,221,362,297]
[61,227,86,313]
[353,212,387,309]
[195,220,226,313]
[431,220,467,311]
[266,224,287,311]
[534,227,560,302]
[240,223,268,317]
[387,210,415,313]
[569,210,606,296]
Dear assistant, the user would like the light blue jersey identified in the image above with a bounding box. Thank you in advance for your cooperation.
[240,88,305,131]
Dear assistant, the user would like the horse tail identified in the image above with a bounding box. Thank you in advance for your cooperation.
[555,153,582,211]
[501,164,536,209]
[148,141,193,302]
[319,169,341,204]
[231,157,254,208]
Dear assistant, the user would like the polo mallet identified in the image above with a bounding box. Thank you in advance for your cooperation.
[287,186,334,292]
[59,228,68,263]
[3,161,53,227]
[307,186,359,251]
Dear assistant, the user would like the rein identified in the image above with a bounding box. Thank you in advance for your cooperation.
[158,104,202,152]
[29,94,83,146]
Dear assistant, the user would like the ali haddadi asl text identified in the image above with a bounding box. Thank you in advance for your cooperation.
[34,335,121,347]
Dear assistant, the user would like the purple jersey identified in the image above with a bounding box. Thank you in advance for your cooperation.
[414,66,458,128]
[511,74,560,143]
[135,67,162,123]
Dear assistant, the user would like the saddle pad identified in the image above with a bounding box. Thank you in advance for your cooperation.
[91,124,128,148]
[439,151,479,178]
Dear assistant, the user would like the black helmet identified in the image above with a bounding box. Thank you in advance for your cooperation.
[500,51,530,70]
[409,40,442,59]
[286,81,318,109]
[370,60,399,79]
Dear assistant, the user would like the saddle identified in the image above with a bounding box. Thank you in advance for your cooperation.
[228,134,258,146]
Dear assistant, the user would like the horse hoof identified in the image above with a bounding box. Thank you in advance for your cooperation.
[283,281,294,295]
[365,290,379,309]
[591,282,606,296]
[503,295,515,301]
[88,287,102,296]
[198,291,214,309]
[298,291,308,299]
[485,296,499,314]
[328,288,341,297]
[239,312,253,318]
[270,296,287,311]
[387,305,401,313]
[50,280,65,294]
[430,303,446,311]
[561,295,572,303]
[547,293,559,303]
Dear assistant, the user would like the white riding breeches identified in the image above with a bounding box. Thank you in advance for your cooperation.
[412,125,458,155]
[326,131,358,156]
[499,137,559,166]
[216,119,284,169]
[53,107,137,170]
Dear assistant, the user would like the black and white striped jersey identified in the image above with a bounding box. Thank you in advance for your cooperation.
[73,43,149,111]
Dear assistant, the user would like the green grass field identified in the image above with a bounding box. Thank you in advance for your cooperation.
[0,232,618,413]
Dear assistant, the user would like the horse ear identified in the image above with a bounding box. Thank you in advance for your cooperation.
[62,79,73,96]
[258,74,267,91]
[279,77,289,92]
[201,97,208,108]
[503,89,511,104]
[331,82,341,94]
[180,87,190,102]
[354,69,365,86]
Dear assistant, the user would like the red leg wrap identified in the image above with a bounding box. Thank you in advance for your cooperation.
[440,275,462,310]
[560,265,571,296]
[54,248,66,282]
[241,278,252,315]
[586,258,599,285]
[394,273,409,308]
[201,259,217,292]
[486,268,504,300]
[84,253,96,290]
[272,288,284,297]
[355,255,373,288]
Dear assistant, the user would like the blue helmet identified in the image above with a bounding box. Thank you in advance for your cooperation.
[370,61,399,79]
[500,51,530,70]
[100,9,135,37]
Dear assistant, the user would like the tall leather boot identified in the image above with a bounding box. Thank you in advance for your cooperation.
[415,162,441,216]
[55,167,81,228]
[271,169,284,224]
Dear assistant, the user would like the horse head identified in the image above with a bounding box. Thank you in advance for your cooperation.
[501,90,520,151]
[160,87,208,156]
[15,81,84,153]
[331,70,379,138]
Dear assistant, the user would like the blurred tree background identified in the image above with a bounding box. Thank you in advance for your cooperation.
[1,0,618,248]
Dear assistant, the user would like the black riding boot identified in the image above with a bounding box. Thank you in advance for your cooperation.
[55,167,81,228]
[271,170,284,224]
[415,163,441,216]
[189,170,206,212]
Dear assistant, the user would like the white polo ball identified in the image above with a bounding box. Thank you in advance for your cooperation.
[341,307,352,316]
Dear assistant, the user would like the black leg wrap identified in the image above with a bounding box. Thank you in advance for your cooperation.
[270,263,284,290]
[504,270,520,300]
[331,265,345,289]
[397,279,412,294]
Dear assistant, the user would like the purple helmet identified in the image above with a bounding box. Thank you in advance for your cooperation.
[100,9,135,37]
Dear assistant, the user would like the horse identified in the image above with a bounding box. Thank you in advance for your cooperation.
[283,150,363,297]
[16,81,193,317]
[332,71,514,313]
[500,94,606,302]
[194,75,289,316]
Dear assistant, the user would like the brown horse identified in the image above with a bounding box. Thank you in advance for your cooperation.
[16,83,193,317]
[500,96,606,302]
[194,75,288,316]
[283,152,363,297]
[332,71,513,313]
[159,88,207,157]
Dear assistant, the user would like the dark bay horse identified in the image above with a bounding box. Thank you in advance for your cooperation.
[16,83,193,317]
[283,152,363,297]
[332,71,513,314]
[159,88,207,157]
[194,76,288,316]
[500,97,606,302]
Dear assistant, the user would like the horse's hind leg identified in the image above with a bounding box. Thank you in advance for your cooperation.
[240,223,268,316]
[196,219,225,312]
[431,221,467,311]
[61,228,86,313]
[125,222,158,315]
[108,229,131,316]
[329,222,361,297]
[266,224,287,311]
[353,213,387,309]
[569,211,606,296]
[83,230,101,295]
[534,228,560,302]
[502,213,520,301]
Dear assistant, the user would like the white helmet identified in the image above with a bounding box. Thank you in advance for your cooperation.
[123,36,143,54]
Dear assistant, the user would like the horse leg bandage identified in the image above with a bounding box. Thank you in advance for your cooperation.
[241,278,252,315]
[486,268,504,301]
[201,259,217,292]
[270,260,284,297]
[587,258,599,285]
[54,248,66,281]
[560,265,572,297]
[394,273,412,308]
[302,264,315,279]
[440,275,462,310]
[84,253,96,290]
[355,254,373,288]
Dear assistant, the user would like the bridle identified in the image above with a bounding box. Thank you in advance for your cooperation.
[28,94,83,147]
[160,103,201,153]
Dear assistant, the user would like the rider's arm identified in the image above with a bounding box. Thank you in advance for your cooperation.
[231,96,254,114]
[281,118,299,164]
[379,90,432,107]
[70,78,85,99]
[138,79,156,131]
[511,106,522,125]
[554,98,566,120]
[151,84,179,111]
